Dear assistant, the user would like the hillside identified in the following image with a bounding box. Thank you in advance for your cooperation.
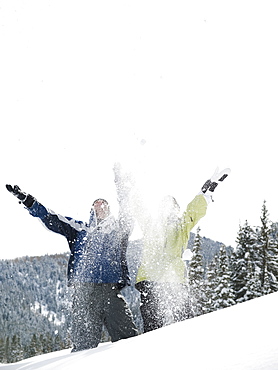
[1,292,278,369]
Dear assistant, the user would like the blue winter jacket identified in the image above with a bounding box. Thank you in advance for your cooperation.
[28,201,131,288]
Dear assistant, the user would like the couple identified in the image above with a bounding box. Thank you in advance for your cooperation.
[6,164,230,351]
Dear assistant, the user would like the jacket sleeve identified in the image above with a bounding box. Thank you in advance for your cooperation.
[180,194,208,246]
[114,172,134,238]
[27,201,82,251]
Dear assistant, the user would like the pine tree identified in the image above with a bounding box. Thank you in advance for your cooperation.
[27,334,41,359]
[244,256,262,301]
[267,223,278,292]
[10,334,23,363]
[231,221,257,303]
[53,334,63,352]
[203,254,219,314]
[39,334,48,354]
[214,245,235,310]
[256,201,278,293]
[0,337,5,363]
[188,228,206,316]
[257,201,270,289]
[5,337,11,364]
[262,266,272,295]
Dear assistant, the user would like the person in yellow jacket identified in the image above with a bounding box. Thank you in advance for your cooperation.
[134,168,230,332]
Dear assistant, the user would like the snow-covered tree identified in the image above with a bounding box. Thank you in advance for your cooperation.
[10,335,24,363]
[262,266,272,295]
[213,245,235,310]
[256,201,278,293]
[188,228,206,316]
[243,255,262,301]
[40,333,53,354]
[203,254,219,314]
[27,334,42,358]
[5,337,11,364]
[267,224,278,292]
[0,337,5,363]
[231,221,257,303]
[257,201,270,289]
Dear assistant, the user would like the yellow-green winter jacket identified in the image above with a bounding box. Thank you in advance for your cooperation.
[136,194,207,284]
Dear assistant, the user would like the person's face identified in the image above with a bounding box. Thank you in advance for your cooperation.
[92,200,110,220]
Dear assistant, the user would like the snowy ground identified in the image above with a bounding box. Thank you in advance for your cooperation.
[1,292,278,369]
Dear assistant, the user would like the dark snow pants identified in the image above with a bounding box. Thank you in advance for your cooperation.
[71,283,138,351]
[136,281,191,333]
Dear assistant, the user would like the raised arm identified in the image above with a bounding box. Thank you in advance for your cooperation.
[113,163,135,236]
[6,184,83,248]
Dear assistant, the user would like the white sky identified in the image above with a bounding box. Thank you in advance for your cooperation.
[1,0,278,259]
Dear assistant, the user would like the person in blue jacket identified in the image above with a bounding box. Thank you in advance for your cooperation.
[6,165,138,351]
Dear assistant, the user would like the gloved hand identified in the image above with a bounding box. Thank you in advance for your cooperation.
[201,167,231,195]
[6,184,35,208]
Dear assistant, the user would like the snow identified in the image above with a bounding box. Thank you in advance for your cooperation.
[1,292,278,369]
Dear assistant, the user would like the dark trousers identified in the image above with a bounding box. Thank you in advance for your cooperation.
[71,283,138,351]
[136,281,191,333]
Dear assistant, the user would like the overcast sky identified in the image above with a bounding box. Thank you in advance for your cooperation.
[1,0,278,259]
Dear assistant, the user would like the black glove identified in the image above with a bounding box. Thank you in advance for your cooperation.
[6,184,35,208]
[201,168,231,194]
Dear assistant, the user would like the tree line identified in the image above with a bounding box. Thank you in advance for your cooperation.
[0,333,71,364]
[188,201,278,317]
[0,254,72,364]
